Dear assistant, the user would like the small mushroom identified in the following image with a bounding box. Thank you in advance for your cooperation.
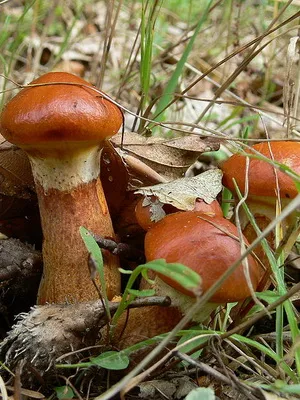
[135,196,223,231]
[0,72,122,304]
[144,211,262,321]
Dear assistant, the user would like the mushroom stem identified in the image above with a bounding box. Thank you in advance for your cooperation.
[237,195,300,258]
[153,277,219,323]
[236,195,295,233]
[26,146,120,304]
[37,185,118,304]
[110,305,183,349]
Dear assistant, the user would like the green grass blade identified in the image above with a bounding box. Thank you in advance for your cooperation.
[79,226,111,319]
[139,0,162,115]
[151,0,213,126]
[233,182,300,376]
[110,259,201,337]
[232,334,297,382]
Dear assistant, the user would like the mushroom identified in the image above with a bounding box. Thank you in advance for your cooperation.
[135,196,223,231]
[0,72,122,304]
[144,211,262,321]
[221,141,300,248]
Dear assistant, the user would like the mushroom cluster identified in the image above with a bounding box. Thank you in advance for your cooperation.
[0,72,279,357]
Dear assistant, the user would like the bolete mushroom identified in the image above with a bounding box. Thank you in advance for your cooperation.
[135,196,223,231]
[0,72,122,304]
[144,211,262,320]
[222,141,300,247]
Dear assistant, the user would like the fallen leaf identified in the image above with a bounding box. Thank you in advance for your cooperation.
[0,135,35,198]
[163,135,219,152]
[0,135,37,219]
[135,169,223,211]
[261,390,298,400]
[100,141,129,218]
[141,196,166,223]
[5,386,45,400]
[283,36,299,134]
[112,132,220,180]
[138,380,177,399]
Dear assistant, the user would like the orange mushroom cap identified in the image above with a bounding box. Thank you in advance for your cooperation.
[0,72,122,147]
[145,211,262,303]
[222,142,300,199]
[135,196,223,231]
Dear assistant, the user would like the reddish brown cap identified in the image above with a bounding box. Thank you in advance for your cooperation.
[135,196,223,231]
[193,198,223,217]
[0,72,123,147]
[222,142,300,199]
[145,211,262,303]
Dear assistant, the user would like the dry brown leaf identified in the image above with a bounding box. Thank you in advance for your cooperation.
[0,135,37,219]
[135,169,223,211]
[162,135,219,152]
[119,152,168,188]
[111,132,220,180]
[100,141,129,218]
[260,391,297,400]
[5,386,45,400]
[140,196,166,223]
[0,135,35,199]
[283,36,299,135]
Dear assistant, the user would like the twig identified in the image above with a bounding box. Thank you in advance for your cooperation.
[176,352,261,400]
[175,352,233,386]
[93,234,145,263]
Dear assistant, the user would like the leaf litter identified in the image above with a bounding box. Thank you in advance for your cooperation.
[135,169,223,211]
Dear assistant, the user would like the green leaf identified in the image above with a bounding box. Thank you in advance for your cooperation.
[55,386,75,400]
[273,382,300,394]
[110,259,201,339]
[79,226,104,270]
[139,0,163,114]
[119,268,133,275]
[294,181,300,193]
[232,334,297,382]
[185,387,215,400]
[221,187,232,218]
[152,0,214,125]
[91,351,130,370]
[79,226,110,319]
[141,268,155,284]
[255,290,281,304]
[127,288,156,297]
[177,331,207,362]
[141,259,201,295]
